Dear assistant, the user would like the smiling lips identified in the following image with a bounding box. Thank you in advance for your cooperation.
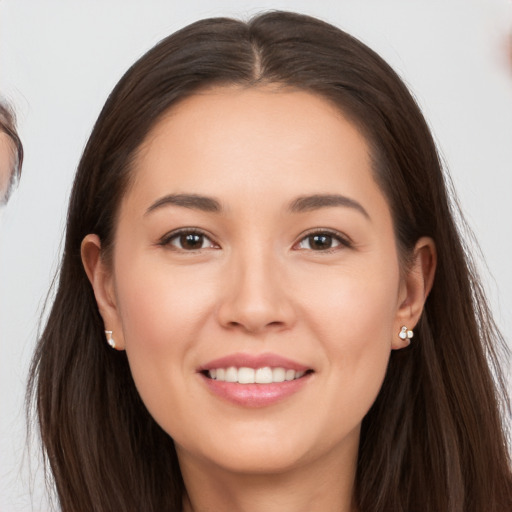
[199,353,313,407]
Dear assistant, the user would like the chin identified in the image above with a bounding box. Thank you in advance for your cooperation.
[200,444,310,476]
[176,421,350,477]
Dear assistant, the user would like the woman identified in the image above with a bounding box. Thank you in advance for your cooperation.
[28,11,512,512]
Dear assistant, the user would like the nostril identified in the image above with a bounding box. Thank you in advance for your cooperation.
[223,319,286,333]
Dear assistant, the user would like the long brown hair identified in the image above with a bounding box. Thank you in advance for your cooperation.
[28,11,512,511]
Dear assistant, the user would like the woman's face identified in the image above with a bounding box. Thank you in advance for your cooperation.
[90,86,417,476]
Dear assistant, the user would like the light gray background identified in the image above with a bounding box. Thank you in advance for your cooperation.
[1,1,511,510]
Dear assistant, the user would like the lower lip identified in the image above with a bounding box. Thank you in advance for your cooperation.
[201,373,312,407]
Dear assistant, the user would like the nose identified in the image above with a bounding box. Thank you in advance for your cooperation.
[216,248,296,334]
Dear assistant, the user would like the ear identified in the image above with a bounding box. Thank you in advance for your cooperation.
[81,234,125,350]
[392,236,437,349]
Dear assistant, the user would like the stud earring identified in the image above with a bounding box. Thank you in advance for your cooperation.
[399,326,414,340]
[105,330,116,349]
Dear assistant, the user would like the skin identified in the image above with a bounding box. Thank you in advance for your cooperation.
[0,132,14,203]
[82,86,436,512]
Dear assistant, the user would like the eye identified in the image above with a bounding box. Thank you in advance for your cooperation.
[294,230,351,251]
[159,229,218,251]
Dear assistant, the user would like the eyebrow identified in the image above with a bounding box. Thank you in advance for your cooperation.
[144,192,370,219]
[145,194,222,215]
[289,194,370,219]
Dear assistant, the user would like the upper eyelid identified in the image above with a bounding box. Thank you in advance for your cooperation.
[157,227,352,248]
[295,228,353,245]
[158,227,217,246]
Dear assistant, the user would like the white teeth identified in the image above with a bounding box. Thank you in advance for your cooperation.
[272,367,286,383]
[255,367,273,384]
[207,366,307,383]
[225,367,237,383]
[238,367,255,384]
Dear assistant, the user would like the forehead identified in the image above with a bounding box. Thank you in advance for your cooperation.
[129,86,377,199]
[142,85,360,151]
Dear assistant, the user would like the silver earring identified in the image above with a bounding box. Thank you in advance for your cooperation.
[105,330,116,349]
[399,326,414,340]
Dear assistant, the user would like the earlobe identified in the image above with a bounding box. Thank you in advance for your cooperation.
[81,234,125,350]
[392,237,437,350]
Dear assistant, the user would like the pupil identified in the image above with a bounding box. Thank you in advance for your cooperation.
[181,233,202,249]
[310,234,331,250]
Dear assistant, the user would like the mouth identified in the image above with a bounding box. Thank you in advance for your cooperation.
[202,366,312,384]
[198,353,314,407]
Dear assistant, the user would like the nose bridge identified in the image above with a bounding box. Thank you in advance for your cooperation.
[217,235,294,333]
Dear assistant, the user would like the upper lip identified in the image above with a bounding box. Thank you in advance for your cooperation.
[198,352,311,372]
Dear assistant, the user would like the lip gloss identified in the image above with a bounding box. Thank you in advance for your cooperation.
[199,352,313,407]
[201,374,311,407]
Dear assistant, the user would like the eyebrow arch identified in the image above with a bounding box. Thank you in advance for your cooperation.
[145,194,222,215]
[289,194,370,220]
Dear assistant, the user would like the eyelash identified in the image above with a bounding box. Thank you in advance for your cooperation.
[293,229,353,253]
[157,228,352,252]
[158,228,218,251]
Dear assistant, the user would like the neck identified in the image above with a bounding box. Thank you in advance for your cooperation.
[179,435,359,512]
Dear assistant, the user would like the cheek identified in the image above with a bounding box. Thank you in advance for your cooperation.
[111,253,218,422]
[114,252,215,350]
[297,262,399,412]
[300,262,400,347]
